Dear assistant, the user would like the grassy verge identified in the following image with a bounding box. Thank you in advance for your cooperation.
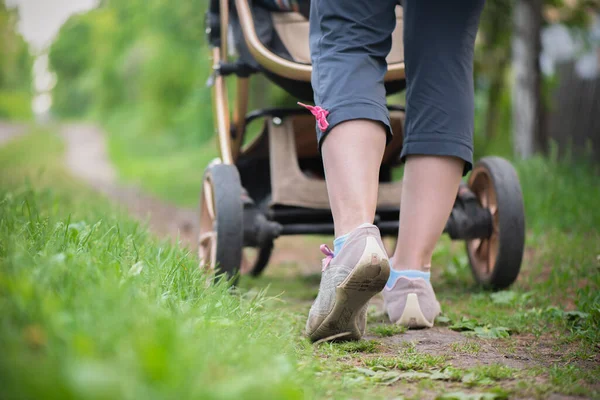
[105,111,218,207]
[0,131,328,399]
[0,91,33,121]
[104,76,280,208]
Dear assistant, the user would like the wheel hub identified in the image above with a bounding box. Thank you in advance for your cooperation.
[467,167,500,281]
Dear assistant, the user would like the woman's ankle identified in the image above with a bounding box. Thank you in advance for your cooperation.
[391,257,431,272]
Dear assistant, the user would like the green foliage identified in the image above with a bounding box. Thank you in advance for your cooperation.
[516,152,600,232]
[489,290,520,305]
[0,91,33,120]
[449,340,482,355]
[448,318,512,339]
[48,0,214,144]
[472,0,598,155]
[47,0,293,200]
[370,324,407,337]
[436,391,508,400]
[0,131,320,400]
[548,364,600,396]
[106,108,218,206]
[365,353,447,372]
[0,1,33,119]
[47,12,96,117]
[332,340,379,354]
[354,363,514,390]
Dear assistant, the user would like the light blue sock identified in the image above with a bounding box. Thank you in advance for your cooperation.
[386,269,431,289]
[333,233,349,257]
[333,223,375,256]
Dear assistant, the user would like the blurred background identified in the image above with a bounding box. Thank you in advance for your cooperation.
[1,0,599,206]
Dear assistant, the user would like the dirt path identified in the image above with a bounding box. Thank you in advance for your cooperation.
[0,122,28,145]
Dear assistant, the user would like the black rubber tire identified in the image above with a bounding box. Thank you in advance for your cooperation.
[246,196,274,277]
[248,244,274,277]
[200,163,244,284]
[466,156,526,290]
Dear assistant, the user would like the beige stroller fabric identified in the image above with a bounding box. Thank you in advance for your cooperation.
[268,114,405,209]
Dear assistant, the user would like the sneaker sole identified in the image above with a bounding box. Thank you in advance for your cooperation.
[396,293,434,328]
[309,237,390,342]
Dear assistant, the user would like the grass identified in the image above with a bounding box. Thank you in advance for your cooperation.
[364,353,448,372]
[106,115,218,207]
[0,90,33,120]
[233,150,599,397]
[450,341,482,355]
[0,131,333,399]
[370,324,407,337]
[547,364,600,397]
[329,340,380,354]
[1,128,599,399]
[104,78,280,208]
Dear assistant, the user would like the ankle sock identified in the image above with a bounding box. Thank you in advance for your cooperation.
[386,269,431,289]
[333,233,349,256]
[333,223,374,256]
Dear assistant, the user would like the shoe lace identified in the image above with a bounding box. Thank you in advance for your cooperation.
[320,244,334,271]
[298,102,329,132]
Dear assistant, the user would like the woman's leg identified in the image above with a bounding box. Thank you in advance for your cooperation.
[393,155,464,270]
[384,0,485,327]
[321,120,386,238]
[305,0,397,342]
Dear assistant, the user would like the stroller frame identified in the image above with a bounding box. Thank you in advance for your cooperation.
[200,0,526,288]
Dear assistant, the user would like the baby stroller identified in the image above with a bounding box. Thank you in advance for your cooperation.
[199,0,526,289]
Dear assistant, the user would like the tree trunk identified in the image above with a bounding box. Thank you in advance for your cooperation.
[512,0,544,159]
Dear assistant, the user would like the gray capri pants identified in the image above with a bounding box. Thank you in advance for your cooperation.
[308,0,485,173]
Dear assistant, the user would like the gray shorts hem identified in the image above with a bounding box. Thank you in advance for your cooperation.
[400,136,474,175]
[317,103,393,151]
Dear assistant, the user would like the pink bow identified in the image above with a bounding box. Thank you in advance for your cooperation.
[298,102,330,132]
[320,244,334,271]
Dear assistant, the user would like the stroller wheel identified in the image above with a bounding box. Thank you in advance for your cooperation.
[241,244,273,277]
[198,163,244,284]
[465,156,525,290]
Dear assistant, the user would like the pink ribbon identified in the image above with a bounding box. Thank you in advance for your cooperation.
[320,244,334,271]
[298,102,330,132]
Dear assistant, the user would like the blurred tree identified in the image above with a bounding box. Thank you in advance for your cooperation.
[47,0,598,160]
[476,0,598,159]
[48,12,96,117]
[49,0,213,144]
[544,2,600,161]
[512,0,544,159]
[475,0,512,143]
[0,0,33,119]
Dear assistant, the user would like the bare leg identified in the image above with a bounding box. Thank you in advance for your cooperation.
[383,0,484,327]
[321,120,387,238]
[307,119,391,341]
[393,155,464,271]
